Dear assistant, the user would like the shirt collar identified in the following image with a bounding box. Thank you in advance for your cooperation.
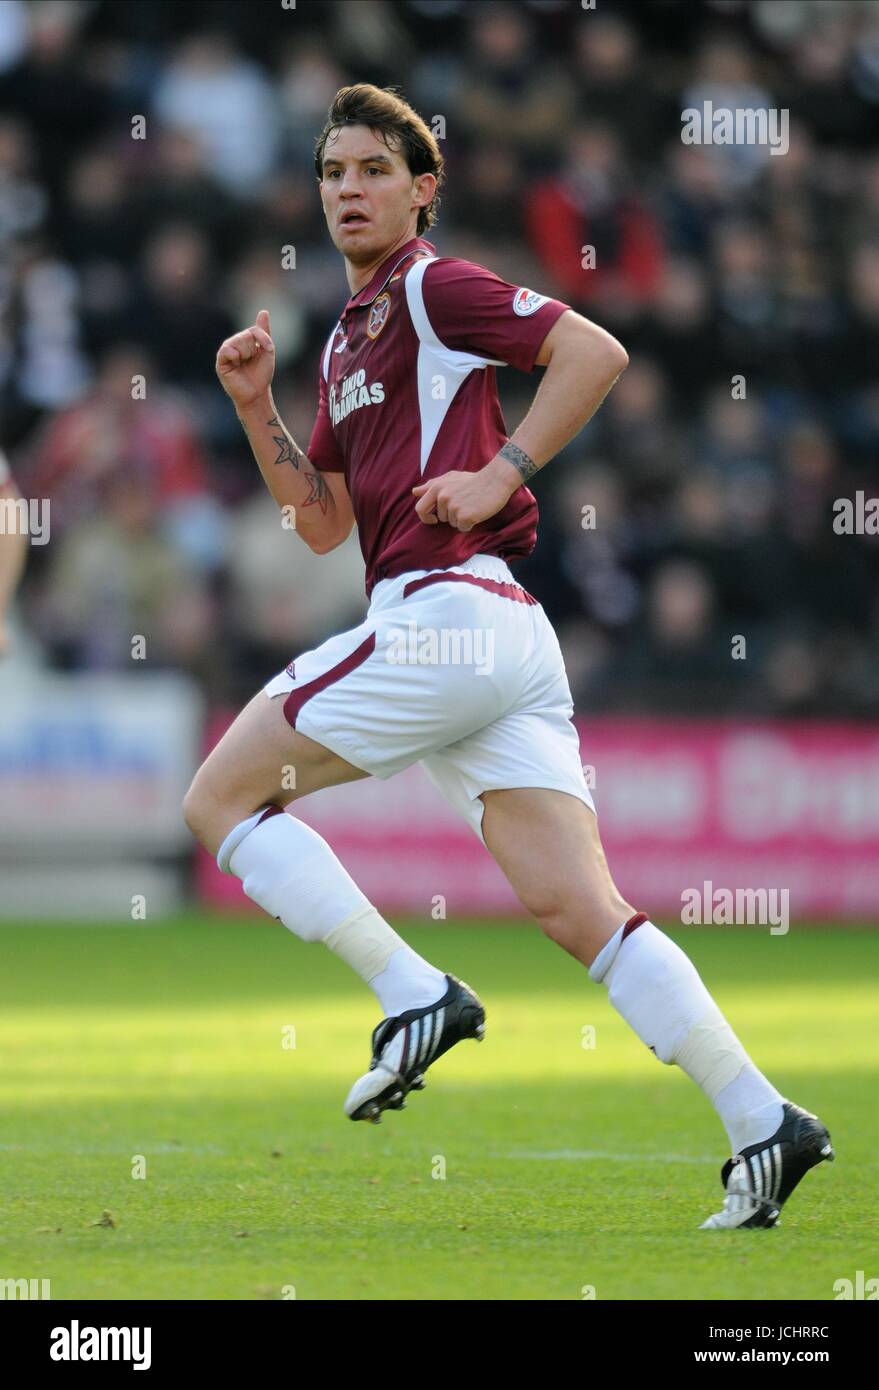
[343,236,436,312]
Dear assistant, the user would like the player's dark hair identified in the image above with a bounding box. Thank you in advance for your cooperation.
[314,84,445,235]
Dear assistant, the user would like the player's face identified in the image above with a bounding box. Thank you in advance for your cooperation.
[319,124,431,265]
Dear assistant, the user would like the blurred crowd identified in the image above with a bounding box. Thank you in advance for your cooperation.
[1,0,878,715]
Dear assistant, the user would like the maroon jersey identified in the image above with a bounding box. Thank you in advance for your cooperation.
[307,235,570,597]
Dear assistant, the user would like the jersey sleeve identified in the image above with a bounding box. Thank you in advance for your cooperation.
[420,258,571,372]
[306,360,346,472]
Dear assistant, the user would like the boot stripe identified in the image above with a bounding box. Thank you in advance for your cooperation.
[761,1147,773,1200]
[772,1144,782,1201]
[422,1008,437,1063]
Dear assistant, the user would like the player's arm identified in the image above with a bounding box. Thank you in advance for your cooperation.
[217,310,355,555]
[490,308,628,491]
[414,308,627,529]
[0,461,28,656]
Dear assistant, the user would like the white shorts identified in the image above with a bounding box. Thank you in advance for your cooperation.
[263,553,595,844]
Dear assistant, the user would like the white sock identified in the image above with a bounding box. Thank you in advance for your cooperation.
[591,914,784,1154]
[370,947,448,1016]
[217,806,446,1015]
[713,1070,786,1154]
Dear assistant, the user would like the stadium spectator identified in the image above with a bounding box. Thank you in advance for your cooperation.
[524,122,664,314]
[21,344,213,552]
[571,13,667,166]
[35,469,211,675]
[457,4,576,162]
[0,116,48,252]
[151,32,282,196]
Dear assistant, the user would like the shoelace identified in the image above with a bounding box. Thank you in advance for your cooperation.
[721,1159,780,1218]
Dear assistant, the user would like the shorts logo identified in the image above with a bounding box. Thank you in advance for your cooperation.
[285,661,296,679]
[367,293,391,339]
[512,287,548,317]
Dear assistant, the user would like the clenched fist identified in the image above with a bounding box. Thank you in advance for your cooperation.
[216,308,276,410]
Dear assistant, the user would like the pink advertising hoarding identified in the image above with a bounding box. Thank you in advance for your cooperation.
[196,718,879,920]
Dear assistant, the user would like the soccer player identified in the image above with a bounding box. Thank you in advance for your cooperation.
[184,85,833,1229]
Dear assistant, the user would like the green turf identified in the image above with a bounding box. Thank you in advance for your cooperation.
[0,914,875,1300]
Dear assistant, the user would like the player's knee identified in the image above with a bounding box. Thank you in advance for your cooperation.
[182,775,215,848]
[183,772,274,859]
[532,898,576,940]
[181,782,201,839]
[535,896,626,955]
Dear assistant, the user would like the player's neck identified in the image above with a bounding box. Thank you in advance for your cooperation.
[345,225,420,295]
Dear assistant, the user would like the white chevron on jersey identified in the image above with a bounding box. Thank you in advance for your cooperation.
[321,320,342,381]
[405,257,506,475]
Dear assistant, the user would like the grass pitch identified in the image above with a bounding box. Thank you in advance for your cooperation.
[0,914,875,1300]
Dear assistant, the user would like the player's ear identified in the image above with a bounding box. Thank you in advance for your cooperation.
[413,171,437,208]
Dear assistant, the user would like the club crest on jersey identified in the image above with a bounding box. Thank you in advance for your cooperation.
[367,292,391,339]
[512,287,549,317]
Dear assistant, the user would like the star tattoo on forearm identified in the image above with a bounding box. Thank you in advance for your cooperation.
[267,414,330,513]
[268,415,304,470]
[302,468,330,512]
[499,440,540,484]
